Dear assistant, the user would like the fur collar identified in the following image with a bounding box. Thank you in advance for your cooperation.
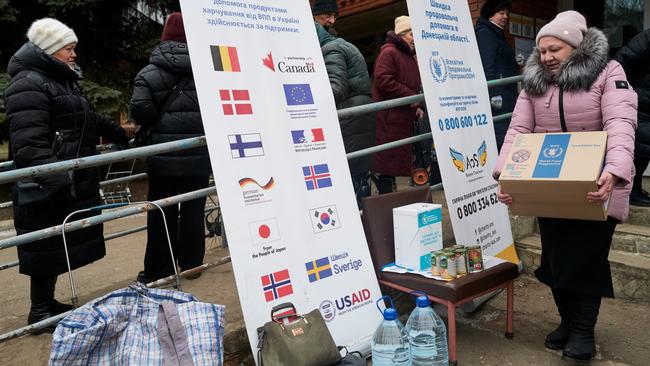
[385,31,415,56]
[523,28,609,96]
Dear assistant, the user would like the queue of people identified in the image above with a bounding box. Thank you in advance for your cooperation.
[2,3,646,363]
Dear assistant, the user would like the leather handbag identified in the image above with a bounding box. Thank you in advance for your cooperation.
[257,303,341,366]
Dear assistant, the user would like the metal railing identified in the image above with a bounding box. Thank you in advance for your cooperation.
[0,74,522,340]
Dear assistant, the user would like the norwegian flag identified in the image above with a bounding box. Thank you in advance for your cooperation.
[261,269,294,302]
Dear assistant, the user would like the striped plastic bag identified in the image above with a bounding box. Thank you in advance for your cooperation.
[49,283,225,366]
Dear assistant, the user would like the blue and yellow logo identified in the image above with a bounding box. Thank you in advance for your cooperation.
[450,141,487,173]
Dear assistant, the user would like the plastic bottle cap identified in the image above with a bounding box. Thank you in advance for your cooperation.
[383,308,397,320]
[416,295,430,307]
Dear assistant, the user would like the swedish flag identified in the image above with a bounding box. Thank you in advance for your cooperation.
[305,257,333,282]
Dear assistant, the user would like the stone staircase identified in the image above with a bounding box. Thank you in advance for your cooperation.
[512,208,650,303]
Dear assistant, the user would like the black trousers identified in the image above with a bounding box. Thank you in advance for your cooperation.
[633,156,649,193]
[143,176,209,279]
[537,217,618,298]
[30,275,56,305]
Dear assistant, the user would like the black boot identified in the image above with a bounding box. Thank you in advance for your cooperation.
[27,275,66,334]
[562,293,601,364]
[545,288,570,350]
[50,299,74,314]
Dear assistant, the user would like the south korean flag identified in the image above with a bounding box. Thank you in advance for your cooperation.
[309,205,340,233]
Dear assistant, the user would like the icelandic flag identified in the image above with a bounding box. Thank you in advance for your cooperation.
[302,164,332,190]
[305,257,333,282]
[229,133,264,158]
[261,269,293,302]
[291,128,325,144]
[283,84,314,106]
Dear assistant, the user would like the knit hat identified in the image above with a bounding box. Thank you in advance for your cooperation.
[480,0,512,19]
[162,12,186,43]
[394,16,411,35]
[536,10,587,48]
[312,0,339,16]
[27,18,78,55]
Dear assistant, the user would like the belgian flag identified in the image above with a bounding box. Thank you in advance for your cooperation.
[210,45,241,72]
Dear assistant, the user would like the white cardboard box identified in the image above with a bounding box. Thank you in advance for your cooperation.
[393,203,443,271]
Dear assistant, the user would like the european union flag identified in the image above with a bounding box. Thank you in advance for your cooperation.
[283,84,314,106]
[305,257,333,282]
[302,164,332,190]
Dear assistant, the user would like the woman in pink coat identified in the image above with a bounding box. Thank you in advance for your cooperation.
[493,11,637,364]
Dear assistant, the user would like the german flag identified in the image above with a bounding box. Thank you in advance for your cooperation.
[210,45,241,72]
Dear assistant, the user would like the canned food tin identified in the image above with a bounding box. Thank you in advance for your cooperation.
[431,250,442,277]
[467,245,484,273]
[454,247,468,277]
[440,250,457,281]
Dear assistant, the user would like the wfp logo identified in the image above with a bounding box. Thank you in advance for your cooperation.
[319,289,372,322]
[449,141,488,173]
[543,146,564,159]
[429,51,448,83]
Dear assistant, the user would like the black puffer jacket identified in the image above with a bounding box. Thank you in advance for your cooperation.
[5,42,128,277]
[130,41,211,177]
[475,17,519,149]
[316,23,375,175]
[614,29,650,159]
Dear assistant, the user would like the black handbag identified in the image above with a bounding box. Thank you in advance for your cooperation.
[257,303,341,366]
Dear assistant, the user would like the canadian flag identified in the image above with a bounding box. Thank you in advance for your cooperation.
[249,218,281,245]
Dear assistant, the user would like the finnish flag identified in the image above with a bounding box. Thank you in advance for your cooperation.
[229,133,264,158]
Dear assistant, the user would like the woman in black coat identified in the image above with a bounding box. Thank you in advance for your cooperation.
[130,13,211,283]
[4,18,128,327]
[475,0,519,151]
[614,29,650,206]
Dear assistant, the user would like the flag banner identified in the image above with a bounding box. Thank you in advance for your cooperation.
[406,0,518,263]
[219,89,253,115]
[229,133,264,158]
[210,45,241,72]
[180,0,383,360]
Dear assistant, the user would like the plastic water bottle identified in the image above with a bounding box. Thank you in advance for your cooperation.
[405,293,448,366]
[371,296,412,366]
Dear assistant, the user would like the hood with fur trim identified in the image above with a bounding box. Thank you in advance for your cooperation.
[523,28,609,96]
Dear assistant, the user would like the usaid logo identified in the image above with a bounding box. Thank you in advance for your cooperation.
[318,288,372,322]
[543,145,564,159]
[319,300,336,322]
[429,51,448,83]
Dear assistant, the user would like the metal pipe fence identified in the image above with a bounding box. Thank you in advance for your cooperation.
[0,75,522,182]
[0,137,206,184]
[0,206,218,272]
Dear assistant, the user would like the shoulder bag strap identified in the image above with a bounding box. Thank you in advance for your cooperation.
[558,86,568,132]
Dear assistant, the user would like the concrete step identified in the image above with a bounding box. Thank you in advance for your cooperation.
[625,205,650,226]
[516,235,650,303]
[613,223,650,256]
[508,215,650,257]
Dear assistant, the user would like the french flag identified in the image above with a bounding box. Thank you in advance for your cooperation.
[291,128,325,144]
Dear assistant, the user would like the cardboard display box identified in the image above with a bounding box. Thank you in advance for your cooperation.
[499,131,608,221]
[393,203,443,271]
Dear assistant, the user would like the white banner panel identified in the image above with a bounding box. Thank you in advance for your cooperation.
[406,0,519,263]
[179,0,382,360]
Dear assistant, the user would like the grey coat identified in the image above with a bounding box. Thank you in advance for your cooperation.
[316,23,375,175]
